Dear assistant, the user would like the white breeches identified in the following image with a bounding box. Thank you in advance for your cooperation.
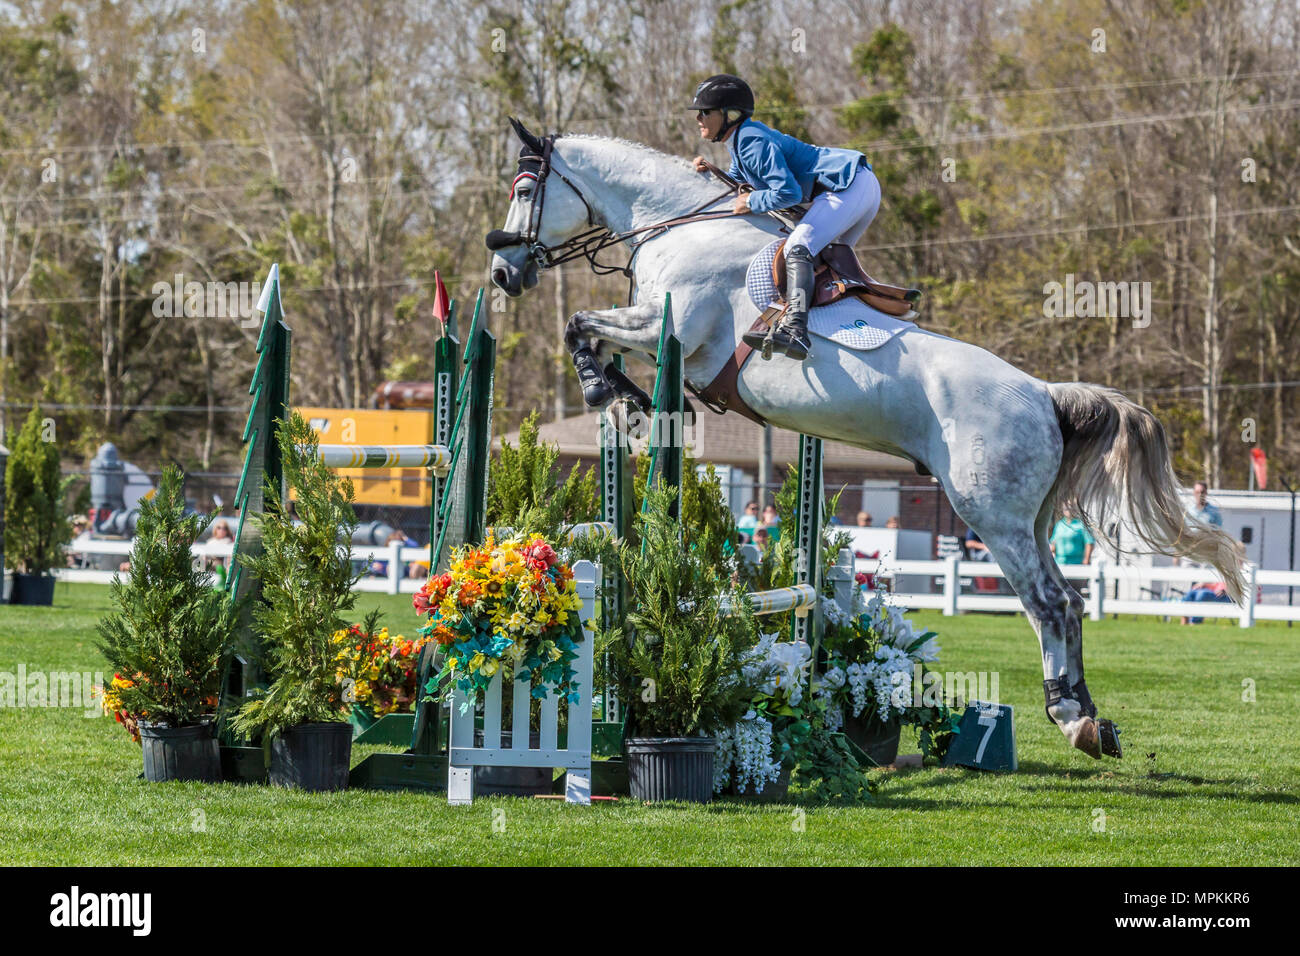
[785,165,881,257]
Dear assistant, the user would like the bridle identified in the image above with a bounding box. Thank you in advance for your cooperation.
[485,134,748,290]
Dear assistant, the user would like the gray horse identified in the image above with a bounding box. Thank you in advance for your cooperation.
[488,121,1245,760]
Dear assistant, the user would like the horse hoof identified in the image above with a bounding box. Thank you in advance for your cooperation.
[1098,719,1122,758]
[1070,717,1103,759]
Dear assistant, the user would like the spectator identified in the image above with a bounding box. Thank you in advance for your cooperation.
[753,527,770,553]
[1049,506,1094,566]
[856,511,873,527]
[761,504,781,543]
[885,516,900,529]
[66,517,91,568]
[371,528,419,578]
[965,527,994,562]
[1191,481,1222,528]
[1181,579,1231,625]
[737,501,760,537]
[209,519,233,571]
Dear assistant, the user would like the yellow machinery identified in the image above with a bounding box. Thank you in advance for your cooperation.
[296,407,436,506]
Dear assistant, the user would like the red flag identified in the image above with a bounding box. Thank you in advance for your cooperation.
[1251,448,1268,489]
[431,270,450,331]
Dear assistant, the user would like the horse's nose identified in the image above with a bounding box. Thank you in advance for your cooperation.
[491,266,509,289]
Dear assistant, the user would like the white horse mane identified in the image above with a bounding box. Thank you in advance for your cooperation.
[551,133,727,229]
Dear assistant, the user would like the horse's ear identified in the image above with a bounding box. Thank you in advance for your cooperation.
[509,116,545,156]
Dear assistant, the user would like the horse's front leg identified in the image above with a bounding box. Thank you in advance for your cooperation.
[565,303,663,408]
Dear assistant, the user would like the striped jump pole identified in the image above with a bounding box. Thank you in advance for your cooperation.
[308,444,453,474]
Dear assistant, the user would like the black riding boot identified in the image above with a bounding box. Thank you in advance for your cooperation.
[774,244,814,360]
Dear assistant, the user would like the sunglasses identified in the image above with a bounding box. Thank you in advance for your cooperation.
[696,109,716,120]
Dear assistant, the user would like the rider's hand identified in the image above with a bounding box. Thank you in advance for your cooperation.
[732,192,751,214]
[692,156,709,172]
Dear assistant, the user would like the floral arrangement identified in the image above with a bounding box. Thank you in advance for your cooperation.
[414,533,586,710]
[332,624,429,717]
[99,673,143,744]
[713,632,812,794]
[815,587,942,731]
[98,672,218,745]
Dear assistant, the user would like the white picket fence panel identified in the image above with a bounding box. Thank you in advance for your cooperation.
[446,559,597,806]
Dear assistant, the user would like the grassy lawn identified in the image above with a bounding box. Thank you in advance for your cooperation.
[2,581,1297,866]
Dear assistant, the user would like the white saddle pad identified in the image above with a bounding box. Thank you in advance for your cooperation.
[745,238,913,352]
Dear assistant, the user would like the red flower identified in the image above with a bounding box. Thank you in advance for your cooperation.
[413,584,433,615]
[522,540,558,570]
[855,572,868,585]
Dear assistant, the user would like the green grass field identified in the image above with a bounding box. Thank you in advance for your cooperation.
[2,582,1297,866]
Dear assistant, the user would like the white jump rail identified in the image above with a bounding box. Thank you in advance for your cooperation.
[447,559,597,805]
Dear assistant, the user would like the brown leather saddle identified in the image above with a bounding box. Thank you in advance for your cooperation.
[691,243,921,427]
[770,239,919,319]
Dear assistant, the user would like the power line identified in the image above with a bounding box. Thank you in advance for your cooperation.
[3,68,1295,161]
[11,199,1295,309]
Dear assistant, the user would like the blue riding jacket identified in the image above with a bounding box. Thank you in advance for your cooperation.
[725,118,870,215]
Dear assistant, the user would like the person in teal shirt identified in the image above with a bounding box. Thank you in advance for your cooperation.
[1049,507,1094,565]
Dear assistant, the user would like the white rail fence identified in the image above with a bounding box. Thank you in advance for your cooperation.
[861,555,1300,627]
[44,536,1300,627]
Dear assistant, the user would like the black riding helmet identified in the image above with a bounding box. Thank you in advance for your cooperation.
[688,74,754,142]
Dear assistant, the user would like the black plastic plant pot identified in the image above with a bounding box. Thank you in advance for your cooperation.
[139,720,222,783]
[624,737,717,804]
[474,730,551,796]
[269,722,353,792]
[844,712,903,767]
[11,573,55,606]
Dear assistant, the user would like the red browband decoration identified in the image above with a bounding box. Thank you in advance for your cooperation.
[510,171,538,199]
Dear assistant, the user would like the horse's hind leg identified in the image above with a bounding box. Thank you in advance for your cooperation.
[983,523,1119,759]
[1033,506,1121,757]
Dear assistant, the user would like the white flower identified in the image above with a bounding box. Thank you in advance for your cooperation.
[745,633,811,707]
[713,711,781,794]
[821,594,854,629]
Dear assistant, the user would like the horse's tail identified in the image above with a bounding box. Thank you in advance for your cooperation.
[1046,382,1247,604]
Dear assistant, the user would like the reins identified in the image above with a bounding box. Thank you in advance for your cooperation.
[488,136,806,304]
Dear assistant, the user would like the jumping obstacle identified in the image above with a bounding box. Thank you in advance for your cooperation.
[223,265,837,797]
[221,265,498,791]
[592,294,837,757]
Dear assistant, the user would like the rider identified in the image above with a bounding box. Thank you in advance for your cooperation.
[689,74,880,361]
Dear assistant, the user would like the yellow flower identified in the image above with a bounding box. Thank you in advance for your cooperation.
[482,658,500,677]
[469,652,486,672]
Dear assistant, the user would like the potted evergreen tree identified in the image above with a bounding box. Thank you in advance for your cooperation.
[96,465,239,782]
[4,405,72,606]
[600,484,757,803]
[227,413,368,791]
